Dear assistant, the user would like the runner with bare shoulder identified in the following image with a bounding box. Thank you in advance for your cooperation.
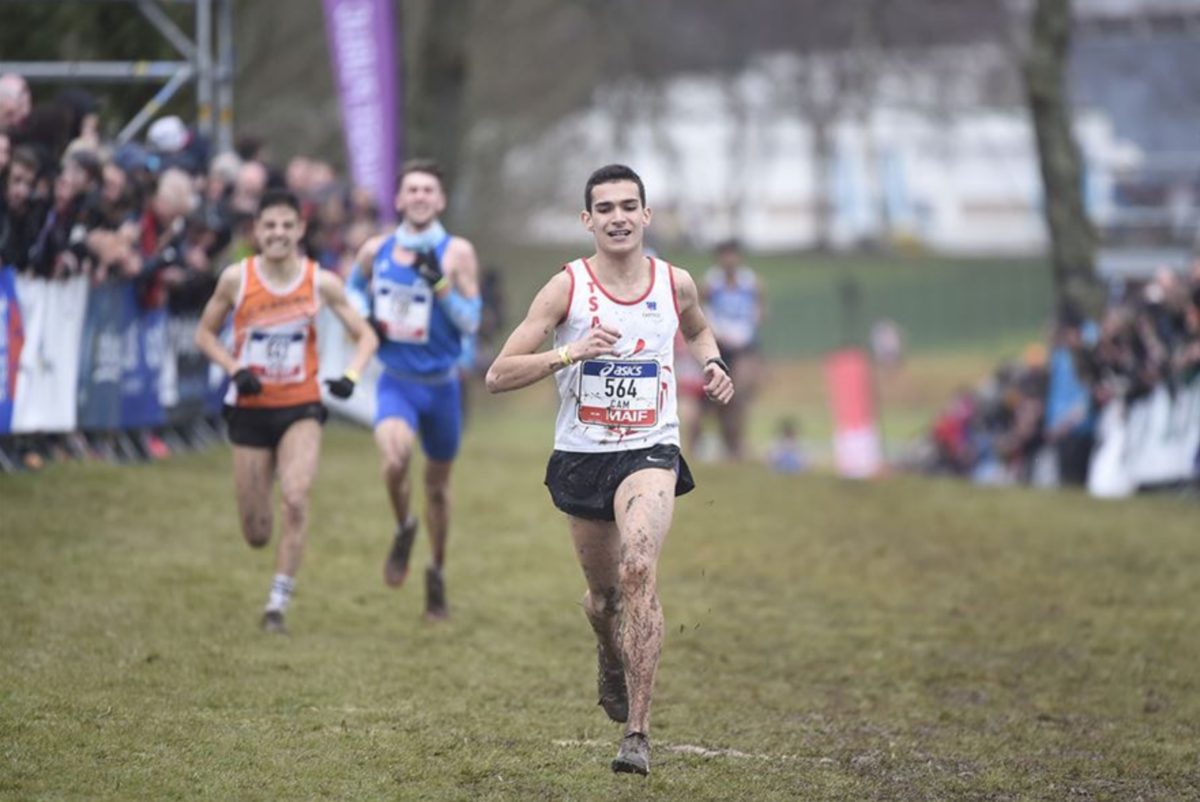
[486,164,733,776]
[195,189,377,634]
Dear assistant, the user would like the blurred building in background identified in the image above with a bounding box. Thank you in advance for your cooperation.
[518,43,1177,258]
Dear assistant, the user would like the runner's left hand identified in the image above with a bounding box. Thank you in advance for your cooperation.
[414,249,444,288]
[703,360,735,405]
[324,374,356,399]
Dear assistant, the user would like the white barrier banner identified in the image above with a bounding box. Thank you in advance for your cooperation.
[316,306,378,427]
[12,275,88,433]
[1087,401,1135,499]
[1089,378,1200,497]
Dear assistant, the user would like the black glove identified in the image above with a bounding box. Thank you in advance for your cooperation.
[232,368,263,396]
[324,374,356,399]
[414,249,444,288]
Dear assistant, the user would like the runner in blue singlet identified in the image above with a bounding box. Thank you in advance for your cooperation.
[348,159,481,620]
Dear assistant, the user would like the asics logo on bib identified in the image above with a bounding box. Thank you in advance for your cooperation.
[600,363,649,378]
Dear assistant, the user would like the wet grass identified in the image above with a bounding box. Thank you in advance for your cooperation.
[2,415,1197,800]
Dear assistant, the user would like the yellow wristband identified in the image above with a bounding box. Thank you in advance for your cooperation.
[433,276,450,293]
[344,368,359,383]
[558,345,573,366]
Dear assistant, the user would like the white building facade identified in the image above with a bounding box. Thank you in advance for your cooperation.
[514,48,1148,257]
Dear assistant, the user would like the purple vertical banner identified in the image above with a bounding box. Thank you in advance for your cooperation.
[323,0,399,223]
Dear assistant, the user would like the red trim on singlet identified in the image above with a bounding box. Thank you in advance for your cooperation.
[558,262,574,326]
[580,256,655,306]
[666,259,682,322]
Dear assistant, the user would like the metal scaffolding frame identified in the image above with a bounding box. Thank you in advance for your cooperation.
[0,0,235,151]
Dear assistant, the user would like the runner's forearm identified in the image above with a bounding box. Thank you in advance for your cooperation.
[486,349,570,393]
[345,326,378,378]
[195,326,239,376]
[684,325,723,366]
[438,289,482,335]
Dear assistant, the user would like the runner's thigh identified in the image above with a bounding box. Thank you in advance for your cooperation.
[569,515,622,594]
[374,417,417,465]
[232,445,275,526]
[277,418,322,500]
[613,467,677,561]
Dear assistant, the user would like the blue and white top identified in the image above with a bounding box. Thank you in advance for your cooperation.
[371,233,461,380]
[704,266,760,350]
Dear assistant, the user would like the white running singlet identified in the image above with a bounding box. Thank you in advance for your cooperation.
[553,257,681,453]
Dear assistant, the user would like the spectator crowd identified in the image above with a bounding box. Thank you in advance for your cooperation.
[1,76,521,472]
[0,77,400,469]
[1,76,382,304]
[926,264,1200,493]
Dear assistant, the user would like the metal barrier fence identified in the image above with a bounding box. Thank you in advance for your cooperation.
[0,268,225,439]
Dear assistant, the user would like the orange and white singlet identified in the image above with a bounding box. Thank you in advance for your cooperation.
[552,257,680,452]
[225,256,322,409]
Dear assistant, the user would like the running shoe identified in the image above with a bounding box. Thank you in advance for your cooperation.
[611,731,650,775]
[261,610,288,635]
[596,643,629,723]
[383,515,419,588]
[424,564,448,620]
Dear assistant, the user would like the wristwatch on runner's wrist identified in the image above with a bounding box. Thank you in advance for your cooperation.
[705,357,731,376]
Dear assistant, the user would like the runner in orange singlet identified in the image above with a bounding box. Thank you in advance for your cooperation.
[195,189,377,634]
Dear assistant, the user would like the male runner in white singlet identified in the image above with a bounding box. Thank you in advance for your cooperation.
[486,164,734,776]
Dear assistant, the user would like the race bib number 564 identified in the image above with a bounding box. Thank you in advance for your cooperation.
[577,360,659,428]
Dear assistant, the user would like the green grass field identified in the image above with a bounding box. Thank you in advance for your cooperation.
[2,412,1198,800]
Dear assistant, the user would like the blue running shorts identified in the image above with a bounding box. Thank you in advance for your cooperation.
[375,371,463,461]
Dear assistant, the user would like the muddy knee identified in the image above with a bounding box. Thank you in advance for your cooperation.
[381,452,411,485]
[242,512,272,548]
[584,587,622,620]
[280,491,308,530]
[424,479,450,510]
[620,557,657,596]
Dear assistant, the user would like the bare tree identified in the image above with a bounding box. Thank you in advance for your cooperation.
[1024,0,1103,318]
[403,0,475,195]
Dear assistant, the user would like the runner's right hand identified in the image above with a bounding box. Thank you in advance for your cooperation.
[233,368,263,396]
[414,249,444,288]
[571,324,622,361]
[324,374,356,399]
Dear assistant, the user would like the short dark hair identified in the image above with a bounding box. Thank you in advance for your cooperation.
[257,188,302,217]
[398,158,444,190]
[715,238,741,255]
[67,150,102,187]
[9,144,41,177]
[584,164,645,212]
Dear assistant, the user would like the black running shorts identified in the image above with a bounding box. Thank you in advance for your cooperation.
[222,402,327,450]
[544,444,696,522]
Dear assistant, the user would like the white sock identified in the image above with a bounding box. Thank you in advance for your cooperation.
[265,574,295,613]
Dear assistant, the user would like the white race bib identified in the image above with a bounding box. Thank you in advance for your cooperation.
[577,359,660,428]
[243,325,307,384]
[375,280,432,344]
